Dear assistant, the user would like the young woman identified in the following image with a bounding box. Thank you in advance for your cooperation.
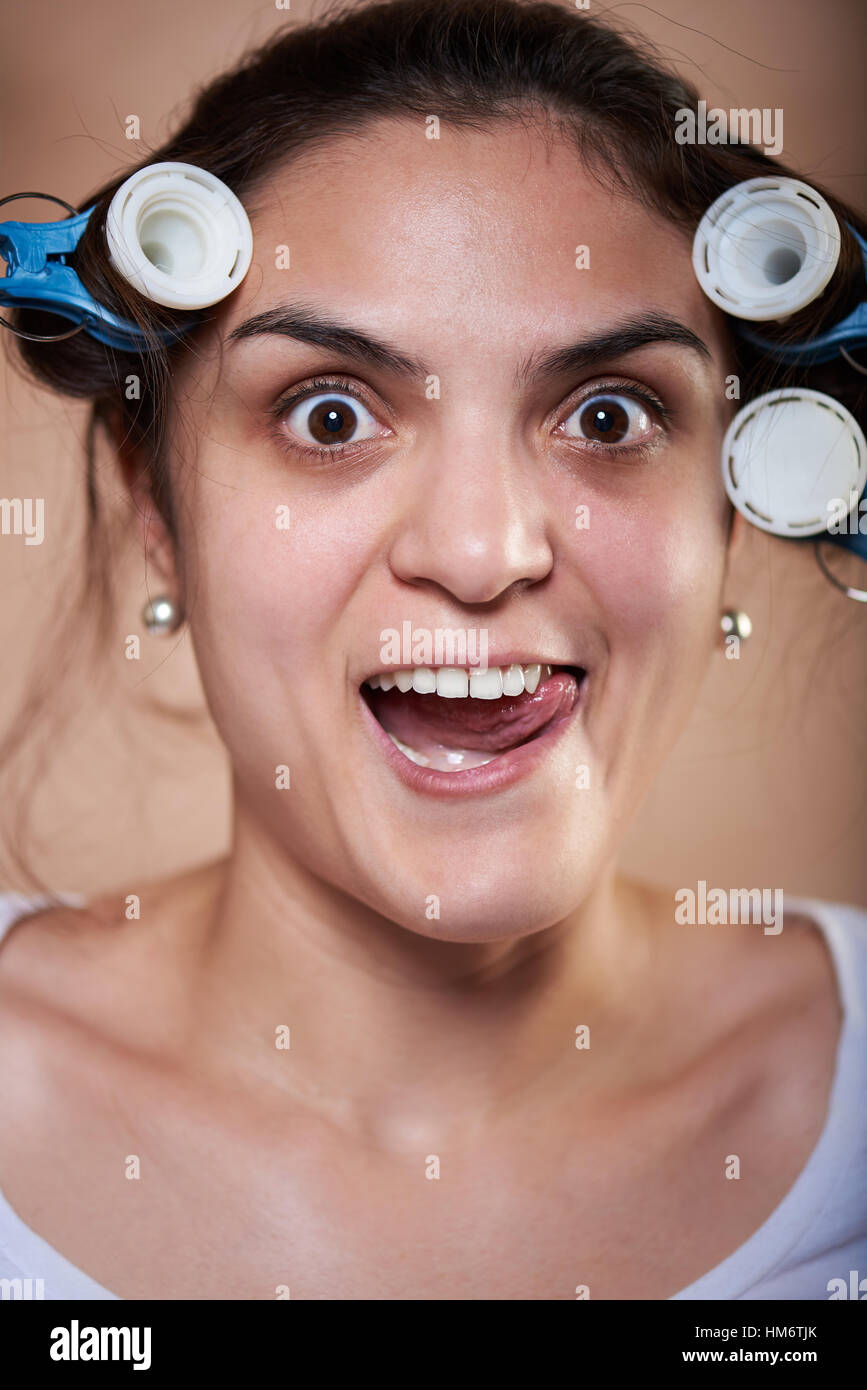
[0,0,864,1300]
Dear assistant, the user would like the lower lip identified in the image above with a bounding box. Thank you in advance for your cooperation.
[356,675,586,800]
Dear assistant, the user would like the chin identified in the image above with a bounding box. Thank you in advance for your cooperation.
[364,858,593,943]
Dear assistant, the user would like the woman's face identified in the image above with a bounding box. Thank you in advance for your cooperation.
[162,117,736,940]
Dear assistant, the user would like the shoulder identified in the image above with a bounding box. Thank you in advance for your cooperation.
[0,888,149,1103]
[756,896,867,1117]
[800,894,867,939]
[0,887,143,1017]
[0,862,223,1057]
[630,880,855,1126]
[789,895,867,1016]
[636,879,856,1021]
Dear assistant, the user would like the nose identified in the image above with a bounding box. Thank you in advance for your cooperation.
[387,425,555,606]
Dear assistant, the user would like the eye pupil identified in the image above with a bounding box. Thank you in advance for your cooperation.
[309,398,357,444]
[579,397,630,443]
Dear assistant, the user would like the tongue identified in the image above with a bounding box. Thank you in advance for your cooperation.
[368,670,580,761]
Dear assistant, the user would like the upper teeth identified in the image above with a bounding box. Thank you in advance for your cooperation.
[365,663,552,698]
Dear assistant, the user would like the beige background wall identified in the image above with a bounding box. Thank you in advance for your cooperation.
[1,0,866,901]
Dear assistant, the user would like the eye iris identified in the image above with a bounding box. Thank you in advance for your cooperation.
[580,398,630,443]
[309,398,357,444]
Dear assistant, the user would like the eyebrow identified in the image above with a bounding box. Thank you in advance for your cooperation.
[227,303,429,378]
[518,310,713,384]
[227,303,712,385]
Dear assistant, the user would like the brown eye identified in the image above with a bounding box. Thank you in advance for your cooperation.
[563,393,653,447]
[284,391,381,448]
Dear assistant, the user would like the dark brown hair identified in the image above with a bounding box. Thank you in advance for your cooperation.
[3,0,865,892]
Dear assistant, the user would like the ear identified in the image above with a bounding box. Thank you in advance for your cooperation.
[108,405,180,593]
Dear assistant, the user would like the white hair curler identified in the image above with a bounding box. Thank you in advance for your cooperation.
[722,388,867,538]
[105,162,253,310]
[693,177,841,322]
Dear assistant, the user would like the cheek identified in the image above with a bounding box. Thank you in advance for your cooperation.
[571,475,730,761]
[573,463,730,638]
[177,486,374,696]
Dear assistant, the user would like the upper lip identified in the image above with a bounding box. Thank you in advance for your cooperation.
[357,654,587,687]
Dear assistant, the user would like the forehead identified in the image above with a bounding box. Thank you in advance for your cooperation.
[222,116,724,360]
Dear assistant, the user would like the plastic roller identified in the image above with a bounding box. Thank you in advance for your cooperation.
[105,162,253,310]
[693,177,841,323]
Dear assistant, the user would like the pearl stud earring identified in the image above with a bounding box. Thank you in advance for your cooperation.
[720,609,752,641]
[142,595,181,635]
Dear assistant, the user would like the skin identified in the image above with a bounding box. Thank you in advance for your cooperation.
[0,118,842,1299]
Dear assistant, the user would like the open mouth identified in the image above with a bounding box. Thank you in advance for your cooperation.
[360,663,586,772]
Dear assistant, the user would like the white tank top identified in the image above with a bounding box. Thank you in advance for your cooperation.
[0,889,865,1301]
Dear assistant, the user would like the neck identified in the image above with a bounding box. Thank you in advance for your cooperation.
[183,803,661,1146]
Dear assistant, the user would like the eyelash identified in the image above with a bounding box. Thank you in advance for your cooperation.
[557,380,670,461]
[269,374,670,462]
[269,376,371,462]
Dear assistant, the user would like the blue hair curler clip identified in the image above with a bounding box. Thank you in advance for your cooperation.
[0,194,174,350]
[0,164,254,351]
[736,227,867,367]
